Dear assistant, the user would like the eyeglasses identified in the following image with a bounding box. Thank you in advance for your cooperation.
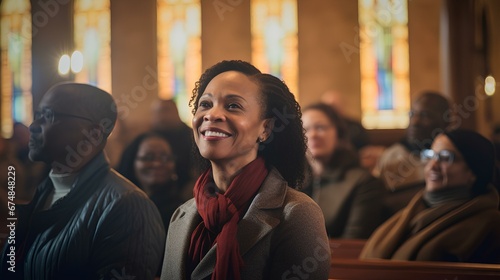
[136,154,176,163]
[34,108,94,124]
[420,149,457,165]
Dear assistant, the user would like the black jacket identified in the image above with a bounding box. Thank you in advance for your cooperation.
[0,152,165,280]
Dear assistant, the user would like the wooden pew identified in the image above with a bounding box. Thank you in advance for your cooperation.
[330,239,366,259]
[328,238,500,279]
[329,258,500,280]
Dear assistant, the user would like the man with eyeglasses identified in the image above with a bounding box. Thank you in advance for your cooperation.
[0,82,165,280]
[373,91,451,219]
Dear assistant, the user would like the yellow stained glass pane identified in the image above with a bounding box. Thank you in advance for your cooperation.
[251,0,298,99]
[1,0,32,138]
[359,0,410,129]
[74,0,111,93]
[157,0,201,125]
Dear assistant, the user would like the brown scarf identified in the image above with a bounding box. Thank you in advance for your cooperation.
[188,157,268,280]
[360,190,496,260]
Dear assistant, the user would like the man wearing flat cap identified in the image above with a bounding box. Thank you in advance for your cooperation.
[0,83,165,280]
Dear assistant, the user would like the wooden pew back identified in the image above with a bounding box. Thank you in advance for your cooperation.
[330,258,500,280]
[330,239,366,259]
[328,239,500,279]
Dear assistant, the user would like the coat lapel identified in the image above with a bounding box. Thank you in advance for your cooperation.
[238,168,285,255]
[191,168,286,280]
[164,199,201,280]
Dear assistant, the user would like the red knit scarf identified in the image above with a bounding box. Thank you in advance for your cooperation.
[188,157,268,280]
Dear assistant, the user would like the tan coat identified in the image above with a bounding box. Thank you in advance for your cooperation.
[160,168,331,280]
[360,187,500,263]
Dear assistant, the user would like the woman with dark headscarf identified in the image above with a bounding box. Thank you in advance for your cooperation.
[360,129,500,263]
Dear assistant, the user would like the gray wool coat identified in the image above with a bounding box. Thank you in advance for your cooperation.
[160,168,331,280]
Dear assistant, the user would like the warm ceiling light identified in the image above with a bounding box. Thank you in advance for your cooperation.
[58,54,71,75]
[71,50,84,73]
[485,75,496,96]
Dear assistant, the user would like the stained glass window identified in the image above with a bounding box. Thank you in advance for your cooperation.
[359,0,410,129]
[251,0,298,98]
[157,0,201,124]
[1,0,32,138]
[74,0,111,93]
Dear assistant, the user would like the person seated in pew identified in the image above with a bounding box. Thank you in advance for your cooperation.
[117,131,190,233]
[372,92,451,220]
[320,89,370,152]
[160,60,331,280]
[301,103,384,239]
[0,83,165,279]
[360,129,500,263]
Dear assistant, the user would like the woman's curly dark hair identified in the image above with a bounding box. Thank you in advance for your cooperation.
[189,60,307,188]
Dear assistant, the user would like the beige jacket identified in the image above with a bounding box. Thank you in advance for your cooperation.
[374,143,425,190]
[160,168,331,280]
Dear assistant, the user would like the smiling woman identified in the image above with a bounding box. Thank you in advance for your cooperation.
[361,129,500,264]
[192,71,267,179]
[117,132,186,233]
[160,60,331,280]
[301,103,384,239]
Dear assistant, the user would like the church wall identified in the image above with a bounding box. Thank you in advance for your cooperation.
[23,0,500,151]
